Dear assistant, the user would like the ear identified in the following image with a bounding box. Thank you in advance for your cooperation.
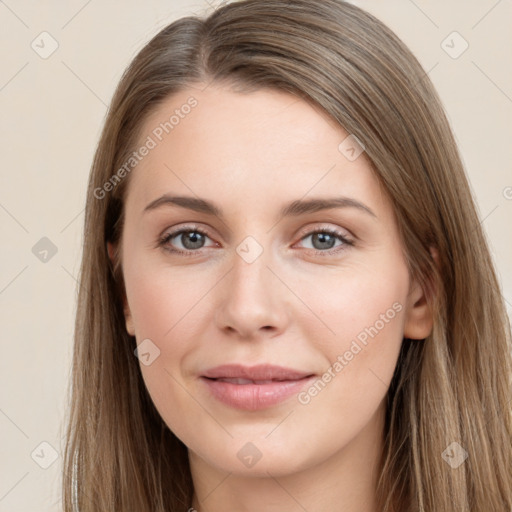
[403,247,438,340]
[107,241,135,337]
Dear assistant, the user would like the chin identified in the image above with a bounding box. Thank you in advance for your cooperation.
[189,430,328,478]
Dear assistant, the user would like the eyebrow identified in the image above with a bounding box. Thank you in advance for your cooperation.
[143,194,377,219]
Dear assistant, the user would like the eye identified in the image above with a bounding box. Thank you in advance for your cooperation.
[296,227,353,254]
[157,224,353,257]
[158,225,217,256]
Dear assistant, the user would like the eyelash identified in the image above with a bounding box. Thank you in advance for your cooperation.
[157,224,354,257]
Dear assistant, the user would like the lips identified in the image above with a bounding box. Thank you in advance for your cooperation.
[201,364,313,381]
[200,364,315,411]
[215,378,276,385]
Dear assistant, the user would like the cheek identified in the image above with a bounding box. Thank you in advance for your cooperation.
[125,264,206,443]
[294,256,408,354]
[293,257,408,408]
[123,256,212,341]
[123,258,217,414]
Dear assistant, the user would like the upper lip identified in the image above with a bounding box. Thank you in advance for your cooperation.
[201,364,314,381]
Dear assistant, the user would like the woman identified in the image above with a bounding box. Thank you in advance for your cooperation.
[62,0,512,510]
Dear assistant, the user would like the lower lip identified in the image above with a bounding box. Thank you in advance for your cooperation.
[200,376,315,411]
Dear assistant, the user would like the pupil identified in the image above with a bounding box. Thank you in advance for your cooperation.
[182,231,204,250]
[313,233,335,250]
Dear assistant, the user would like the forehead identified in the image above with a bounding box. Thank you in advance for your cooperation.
[139,83,346,159]
[124,83,385,218]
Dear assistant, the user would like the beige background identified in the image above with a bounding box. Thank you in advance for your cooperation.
[0,0,511,510]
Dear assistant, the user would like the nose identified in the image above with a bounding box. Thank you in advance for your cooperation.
[214,245,290,340]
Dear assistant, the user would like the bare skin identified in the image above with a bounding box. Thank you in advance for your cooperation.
[109,82,433,512]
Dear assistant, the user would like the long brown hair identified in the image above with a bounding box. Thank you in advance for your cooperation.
[61,1,512,510]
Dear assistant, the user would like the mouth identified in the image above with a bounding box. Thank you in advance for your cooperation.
[200,364,316,411]
[209,377,296,385]
[201,363,313,381]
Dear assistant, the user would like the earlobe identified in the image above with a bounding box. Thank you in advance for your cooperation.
[124,311,135,337]
[403,247,438,340]
[107,241,116,264]
[403,281,433,340]
[106,241,135,337]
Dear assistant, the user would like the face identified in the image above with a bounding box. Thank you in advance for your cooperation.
[110,83,432,478]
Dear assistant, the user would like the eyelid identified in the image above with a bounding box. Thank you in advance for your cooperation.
[294,222,353,241]
[292,225,354,255]
[158,224,217,248]
[158,222,354,256]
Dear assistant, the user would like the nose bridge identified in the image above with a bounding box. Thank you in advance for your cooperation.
[215,234,287,336]
[230,235,273,306]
